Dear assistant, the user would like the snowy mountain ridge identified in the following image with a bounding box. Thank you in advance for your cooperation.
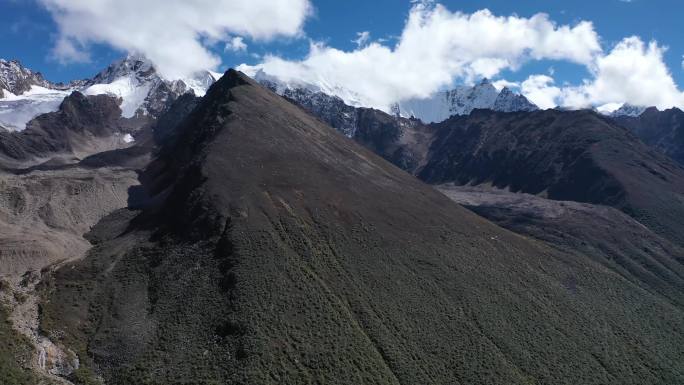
[393,79,538,123]
[610,103,649,117]
[252,70,538,125]
[0,55,219,131]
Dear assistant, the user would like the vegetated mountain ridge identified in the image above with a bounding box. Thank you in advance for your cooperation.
[37,70,684,385]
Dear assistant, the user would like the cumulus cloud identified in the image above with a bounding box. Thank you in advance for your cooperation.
[540,37,684,110]
[40,0,312,79]
[239,3,602,109]
[226,37,248,53]
[521,75,561,109]
[492,79,520,91]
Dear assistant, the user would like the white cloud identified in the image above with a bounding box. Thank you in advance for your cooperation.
[225,36,248,53]
[521,75,561,109]
[40,0,312,79]
[239,3,602,110]
[492,79,520,91]
[352,31,371,48]
[558,37,684,109]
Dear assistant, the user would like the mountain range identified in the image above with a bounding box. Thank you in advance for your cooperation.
[0,57,683,385]
[0,56,219,132]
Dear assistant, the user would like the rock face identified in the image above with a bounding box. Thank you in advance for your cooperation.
[613,107,684,166]
[39,71,684,385]
[0,59,56,96]
[280,86,359,137]
[492,87,538,112]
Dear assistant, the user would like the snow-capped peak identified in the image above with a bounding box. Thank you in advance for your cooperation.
[610,103,649,117]
[0,59,54,97]
[87,54,156,85]
[493,87,539,113]
[394,81,537,123]
[0,55,218,130]
[81,54,217,118]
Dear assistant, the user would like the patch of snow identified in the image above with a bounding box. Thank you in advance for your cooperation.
[596,102,623,115]
[123,133,134,143]
[0,85,70,131]
[84,76,152,118]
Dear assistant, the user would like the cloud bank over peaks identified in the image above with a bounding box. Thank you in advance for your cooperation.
[240,2,684,112]
[39,0,312,79]
[239,3,602,110]
[560,37,684,110]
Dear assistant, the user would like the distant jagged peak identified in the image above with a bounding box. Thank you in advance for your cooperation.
[0,58,54,96]
[493,87,539,113]
[88,54,157,85]
[610,103,650,117]
[396,80,538,123]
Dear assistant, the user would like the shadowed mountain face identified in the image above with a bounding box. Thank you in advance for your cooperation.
[417,109,684,247]
[613,107,684,166]
[40,71,684,385]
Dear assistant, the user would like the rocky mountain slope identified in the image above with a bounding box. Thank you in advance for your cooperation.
[37,71,684,385]
[419,109,684,247]
[613,107,684,166]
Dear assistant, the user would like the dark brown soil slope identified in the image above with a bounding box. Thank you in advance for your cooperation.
[41,71,684,385]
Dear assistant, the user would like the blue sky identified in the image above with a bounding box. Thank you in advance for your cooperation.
[1,0,683,110]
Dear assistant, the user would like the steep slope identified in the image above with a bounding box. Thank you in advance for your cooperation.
[40,70,684,385]
[437,184,684,308]
[613,107,684,166]
[420,109,684,247]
